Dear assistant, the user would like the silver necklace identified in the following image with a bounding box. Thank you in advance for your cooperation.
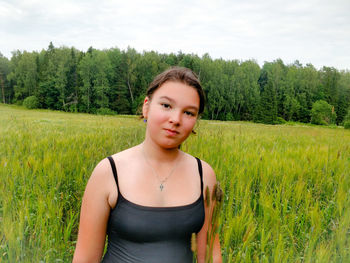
[142,145,181,191]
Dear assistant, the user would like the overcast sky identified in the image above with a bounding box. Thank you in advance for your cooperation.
[1,0,349,70]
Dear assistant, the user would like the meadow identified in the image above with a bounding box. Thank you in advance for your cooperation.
[0,103,349,262]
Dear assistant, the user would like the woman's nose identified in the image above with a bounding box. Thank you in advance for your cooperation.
[169,110,181,125]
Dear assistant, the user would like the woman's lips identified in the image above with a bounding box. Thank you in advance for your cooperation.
[164,128,179,136]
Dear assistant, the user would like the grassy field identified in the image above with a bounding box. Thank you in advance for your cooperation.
[1,103,350,262]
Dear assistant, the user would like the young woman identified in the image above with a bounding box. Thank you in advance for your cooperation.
[73,67,222,263]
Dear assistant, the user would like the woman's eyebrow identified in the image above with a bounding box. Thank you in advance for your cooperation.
[159,96,174,102]
[159,96,199,111]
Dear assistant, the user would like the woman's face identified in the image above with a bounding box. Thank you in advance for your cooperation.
[143,81,200,149]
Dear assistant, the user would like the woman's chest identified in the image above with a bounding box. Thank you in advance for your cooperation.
[107,195,205,242]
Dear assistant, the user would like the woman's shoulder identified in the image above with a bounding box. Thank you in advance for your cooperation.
[87,147,134,185]
[88,158,113,195]
[86,147,140,208]
[94,145,139,172]
[88,146,141,187]
[181,152,217,189]
[196,157,217,190]
[109,145,140,167]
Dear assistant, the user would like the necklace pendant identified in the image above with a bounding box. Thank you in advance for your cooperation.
[160,184,164,191]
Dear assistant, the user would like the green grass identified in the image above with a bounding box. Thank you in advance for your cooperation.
[1,103,350,262]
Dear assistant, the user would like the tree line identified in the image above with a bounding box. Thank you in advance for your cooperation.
[1,42,350,125]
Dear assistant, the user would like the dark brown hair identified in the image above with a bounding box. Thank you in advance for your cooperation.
[146,66,205,115]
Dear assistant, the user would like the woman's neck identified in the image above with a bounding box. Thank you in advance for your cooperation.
[141,139,181,164]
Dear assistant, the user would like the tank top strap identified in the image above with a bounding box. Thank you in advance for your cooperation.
[107,156,120,194]
[195,157,203,196]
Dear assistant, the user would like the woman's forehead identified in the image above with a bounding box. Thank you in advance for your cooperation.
[153,81,200,105]
[155,81,197,95]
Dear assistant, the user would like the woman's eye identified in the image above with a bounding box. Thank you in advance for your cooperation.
[161,103,171,109]
[185,111,195,116]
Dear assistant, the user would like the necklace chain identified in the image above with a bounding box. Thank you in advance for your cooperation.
[142,144,181,191]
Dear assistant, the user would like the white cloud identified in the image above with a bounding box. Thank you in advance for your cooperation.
[0,0,349,69]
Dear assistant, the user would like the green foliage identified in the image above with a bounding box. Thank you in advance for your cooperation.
[23,95,39,109]
[1,104,350,262]
[256,65,278,124]
[3,43,350,125]
[320,66,339,106]
[344,109,350,129]
[311,100,337,125]
[0,52,11,103]
[225,112,234,121]
[275,116,287,124]
[7,51,38,103]
[96,107,116,115]
[344,121,350,129]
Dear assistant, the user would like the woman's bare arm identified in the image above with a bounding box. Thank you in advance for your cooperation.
[196,161,223,263]
[73,159,114,263]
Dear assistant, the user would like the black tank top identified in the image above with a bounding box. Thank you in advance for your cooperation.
[101,156,205,263]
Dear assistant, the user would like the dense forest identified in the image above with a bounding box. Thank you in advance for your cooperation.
[1,42,350,125]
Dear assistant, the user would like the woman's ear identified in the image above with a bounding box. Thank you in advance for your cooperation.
[142,97,150,119]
